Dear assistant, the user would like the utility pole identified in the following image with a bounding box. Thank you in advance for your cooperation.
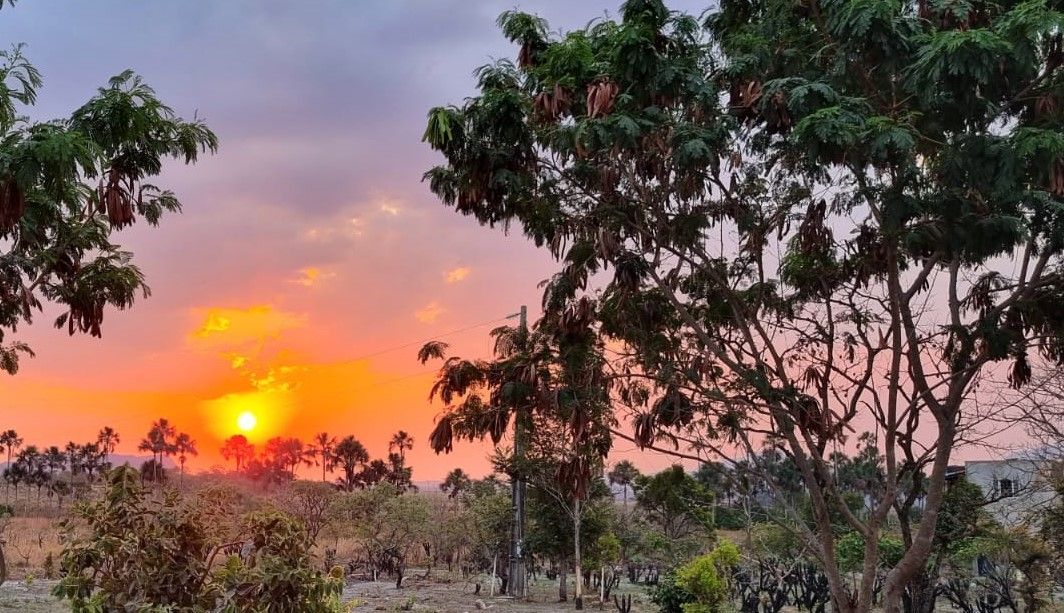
[507,305,528,598]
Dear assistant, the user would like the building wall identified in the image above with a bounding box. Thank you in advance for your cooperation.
[964,459,1058,526]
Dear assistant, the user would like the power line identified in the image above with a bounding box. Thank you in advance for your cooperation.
[341,315,511,363]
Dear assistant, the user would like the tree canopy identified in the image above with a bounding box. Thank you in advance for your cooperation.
[0,50,217,374]
[423,1,1064,611]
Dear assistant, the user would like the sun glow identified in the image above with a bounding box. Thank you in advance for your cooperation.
[237,411,257,432]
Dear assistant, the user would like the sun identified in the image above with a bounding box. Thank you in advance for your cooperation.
[236,411,257,433]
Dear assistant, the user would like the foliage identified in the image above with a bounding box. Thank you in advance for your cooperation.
[0,44,216,374]
[835,532,904,573]
[424,0,1064,607]
[53,466,340,612]
[215,511,342,612]
[650,569,694,613]
[673,540,741,613]
[635,465,714,539]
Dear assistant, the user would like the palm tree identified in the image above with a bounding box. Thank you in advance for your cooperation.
[43,446,66,477]
[64,442,81,478]
[79,443,105,482]
[0,429,22,499]
[608,460,641,509]
[138,418,176,483]
[312,432,337,482]
[96,427,120,465]
[220,434,253,472]
[331,435,369,492]
[389,431,414,463]
[440,468,471,498]
[174,433,197,482]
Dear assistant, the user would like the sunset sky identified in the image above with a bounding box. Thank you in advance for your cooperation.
[0,1,709,479]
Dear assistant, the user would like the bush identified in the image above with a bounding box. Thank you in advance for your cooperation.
[53,466,342,612]
[836,531,904,573]
[650,570,693,613]
[669,540,741,613]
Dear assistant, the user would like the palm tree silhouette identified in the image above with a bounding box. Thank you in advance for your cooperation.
[0,429,22,500]
[312,432,337,482]
[96,427,120,466]
[220,434,254,472]
[138,419,176,483]
[389,431,414,463]
[174,433,197,482]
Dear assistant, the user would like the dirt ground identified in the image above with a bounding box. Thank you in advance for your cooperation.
[0,577,657,612]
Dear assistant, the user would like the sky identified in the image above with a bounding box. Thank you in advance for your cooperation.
[0,1,709,479]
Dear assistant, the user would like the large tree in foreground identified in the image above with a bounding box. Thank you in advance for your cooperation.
[424,1,1064,611]
[0,47,217,374]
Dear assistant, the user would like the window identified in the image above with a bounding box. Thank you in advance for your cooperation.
[997,478,1014,497]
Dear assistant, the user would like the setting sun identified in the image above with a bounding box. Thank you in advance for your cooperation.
[237,411,257,432]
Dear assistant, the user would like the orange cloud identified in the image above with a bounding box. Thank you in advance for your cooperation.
[444,267,470,283]
[189,305,307,347]
[291,267,335,287]
[414,301,445,324]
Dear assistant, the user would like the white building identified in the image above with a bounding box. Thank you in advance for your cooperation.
[963,459,1059,526]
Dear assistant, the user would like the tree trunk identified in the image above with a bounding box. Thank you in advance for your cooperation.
[883,423,956,613]
[490,552,498,597]
[574,498,583,610]
[0,543,6,586]
[559,561,568,602]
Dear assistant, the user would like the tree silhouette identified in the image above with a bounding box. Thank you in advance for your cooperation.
[138,419,176,484]
[0,429,21,499]
[440,468,471,499]
[607,460,641,510]
[96,427,120,466]
[312,432,337,482]
[220,434,254,472]
[174,433,197,482]
[388,431,414,463]
[330,435,369,492]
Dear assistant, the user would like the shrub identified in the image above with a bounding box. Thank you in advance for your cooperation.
[836,531,904,573]
[650,570,693,613]
[53,466,342,612]
[671,540,741,613]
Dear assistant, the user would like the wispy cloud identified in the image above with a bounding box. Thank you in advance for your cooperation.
[414,301,445,324]
[444,266,471,283]
[290,266,335,287]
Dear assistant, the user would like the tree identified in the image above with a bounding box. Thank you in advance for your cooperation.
[96,427,119,466]
[174,432,197,481]
[43,446,66,477]
[220,434,254,472]
[311,432,337,483]
[389,430,414,464]
[138,419,176,483]
[421,311,612,609]
[0,430,20,499]
[422,2,1064,611]
[263,437,312,478]
[607,460,641,509]
[635,465,715,540]
[330,435,369,492]
[78,442,105,482]
[441,468,472,499]
[0,52,217,375]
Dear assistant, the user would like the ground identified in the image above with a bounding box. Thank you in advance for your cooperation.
[0,578,657,612]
